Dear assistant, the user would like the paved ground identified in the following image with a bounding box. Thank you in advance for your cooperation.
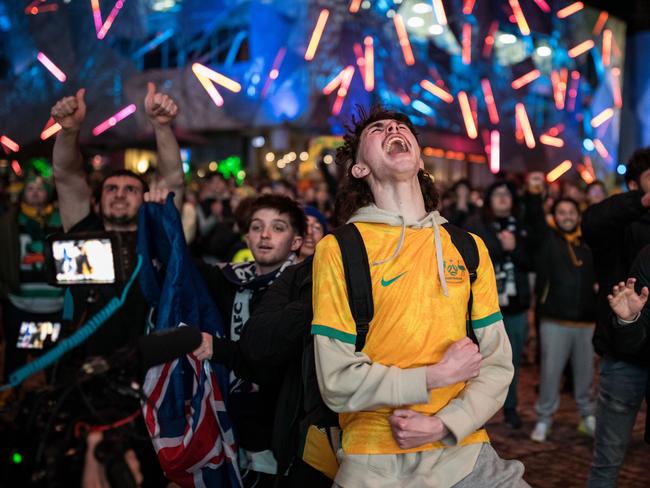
[488,356,649,487]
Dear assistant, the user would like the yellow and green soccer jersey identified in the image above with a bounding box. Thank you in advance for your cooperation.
[311,222,502,454]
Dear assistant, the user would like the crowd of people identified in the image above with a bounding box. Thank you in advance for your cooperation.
[0,87,648,488]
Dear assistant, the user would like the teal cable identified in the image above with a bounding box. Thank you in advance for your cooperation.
[0,255,143,392]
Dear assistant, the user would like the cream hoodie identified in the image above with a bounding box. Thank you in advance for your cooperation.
[313,204,514,455]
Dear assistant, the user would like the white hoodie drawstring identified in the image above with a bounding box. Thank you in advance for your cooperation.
[431,212,448,297]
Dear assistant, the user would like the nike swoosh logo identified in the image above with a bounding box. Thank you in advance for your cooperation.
[381,272,407,287]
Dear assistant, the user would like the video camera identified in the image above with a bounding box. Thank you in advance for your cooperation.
[43,231,138,287]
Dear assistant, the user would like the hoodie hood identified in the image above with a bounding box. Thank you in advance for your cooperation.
[347,204,450,296]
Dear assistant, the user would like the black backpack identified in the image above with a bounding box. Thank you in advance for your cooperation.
[301,222,480,431]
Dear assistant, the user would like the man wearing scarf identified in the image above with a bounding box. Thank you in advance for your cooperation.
[524,173,597,442]
[195,194,305,488]
[0,175,63,377]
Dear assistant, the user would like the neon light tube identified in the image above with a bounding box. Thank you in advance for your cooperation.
[393,14,415,66]
[432,0,448,25]
[304,9,329,61]
[509,0,530,36]
[458,91,478,139]
[511,69,540,89]
[37,52,67,82]
[462,23,471,65]
[420,80,453,103]
[192,63,241,92]
[0,135,20,152]
[40,119,62,140]
[593,11,608,35]
[557,2,584,19]
[92,104,136,136]
[547,160,572,182]
[490,130,500,174]
[515,103,535,148]
[481,78,499,124]
[463,0,476,15]
[364,37,374,91]
[97,0,126,40]
[568,40,594,58]
[539,134,564,147]
[591,108,614,128]
[602,29,612,66]
[593,139,609,159]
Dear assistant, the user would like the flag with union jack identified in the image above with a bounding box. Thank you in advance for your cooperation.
[137,195,241,487]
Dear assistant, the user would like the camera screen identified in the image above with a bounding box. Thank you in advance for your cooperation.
[52,238,116,285]
[16,321,61,349]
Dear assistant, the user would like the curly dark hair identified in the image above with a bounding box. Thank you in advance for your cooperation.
[334,105,439,224]
[625,147,650,188]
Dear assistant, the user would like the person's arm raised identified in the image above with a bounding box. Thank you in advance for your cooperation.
[144,82,184,210]
[52,88,91,231]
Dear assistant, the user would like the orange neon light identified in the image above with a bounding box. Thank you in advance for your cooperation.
[509,0,530,36]
[432,0,448,25]
[420,79,454,103]
[483,21,498,58]
[539,134,565,147]
[349,0,362,13]
[547,160,572,182]
[192,63,241,92]
[323,67,349,95]
[511,69,541,89]
[593,139,610,159]
[580,167,595,184]
[364,36,374,91]
[593,11,609,35]
[192,63,241,107]
[331,67,355,116]
[393,14,415,66]
[462,23,472,65]
[0,135,20,152]
[568,40,594,58]
[557,2,584,19]
[567,70,580,112]
[304,9,329,61]
[481,78,499,124]
[91,0,102,34]
[40,118,62,140]
[602,29,612,67]
[463,0,476,15]
[458,91,478,139]
[515,103,535,148]
[591,108,614,128]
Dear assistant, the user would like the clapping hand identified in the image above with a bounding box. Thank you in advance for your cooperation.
[608,278,649,322]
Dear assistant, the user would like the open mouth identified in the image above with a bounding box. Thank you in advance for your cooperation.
[383,135,409,155]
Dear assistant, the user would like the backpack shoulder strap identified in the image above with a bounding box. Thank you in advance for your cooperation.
[442,223,480,345]
[331,223,374,352]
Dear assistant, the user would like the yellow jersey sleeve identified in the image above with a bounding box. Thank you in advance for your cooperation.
[311,234,357,344]
[469,233,503,329]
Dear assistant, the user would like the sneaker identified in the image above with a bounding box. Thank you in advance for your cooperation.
[504,408,522,429]
[530,422,550,442]
[578,415,596,437]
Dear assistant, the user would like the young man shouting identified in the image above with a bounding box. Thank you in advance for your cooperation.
[311,107,528,487]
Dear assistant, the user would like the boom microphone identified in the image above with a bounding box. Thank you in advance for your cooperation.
[79,325,203,378]
[136,325,202,372]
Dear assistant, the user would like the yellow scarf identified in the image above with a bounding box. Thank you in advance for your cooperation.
[548,217,583,267]
[20,202,54,225]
